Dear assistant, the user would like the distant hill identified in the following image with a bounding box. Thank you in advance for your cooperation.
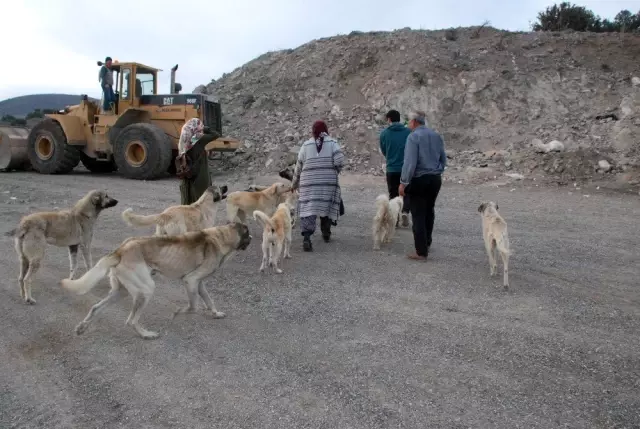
[0,94,99,117]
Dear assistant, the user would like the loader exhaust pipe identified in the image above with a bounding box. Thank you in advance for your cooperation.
[170,64,179,94]
[0,126,30,171]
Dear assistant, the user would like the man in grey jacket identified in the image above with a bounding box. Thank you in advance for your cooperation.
[98,56,115,113]
[399,110,446,261]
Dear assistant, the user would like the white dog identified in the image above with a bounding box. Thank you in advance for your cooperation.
[372,194,404,250]
[478,201,511,289]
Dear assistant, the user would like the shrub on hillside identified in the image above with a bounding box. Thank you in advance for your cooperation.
[532,2,640,33]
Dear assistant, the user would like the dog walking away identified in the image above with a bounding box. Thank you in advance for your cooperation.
[252,196,296,274]
[478,201,511,289]
[60,222,252,339]
[372,194,404,250]
[6,190,118,304]
[121,185,228,236]
[226,182,290,223]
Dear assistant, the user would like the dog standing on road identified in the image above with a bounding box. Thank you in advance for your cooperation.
[478,201,511,289]
[60,222,252,340]
[225,182,290,223]
[121,185,228,236]
[6,190,118,304]
[252,194,296,274]
[372,194,404,250]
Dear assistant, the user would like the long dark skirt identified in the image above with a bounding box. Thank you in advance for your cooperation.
[179,153,211,205]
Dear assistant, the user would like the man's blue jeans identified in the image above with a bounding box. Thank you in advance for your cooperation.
[102,85,115,111]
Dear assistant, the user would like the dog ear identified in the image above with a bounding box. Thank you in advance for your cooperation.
[477,203,486,213]
[91,193,102,205]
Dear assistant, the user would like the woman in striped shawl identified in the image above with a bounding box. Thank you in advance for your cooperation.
[291,120,345,252]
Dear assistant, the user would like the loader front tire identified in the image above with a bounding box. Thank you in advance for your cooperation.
[27,119,80,174]
[113,123,172,180]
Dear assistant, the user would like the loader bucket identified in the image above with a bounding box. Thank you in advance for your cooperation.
[0,126,30,171]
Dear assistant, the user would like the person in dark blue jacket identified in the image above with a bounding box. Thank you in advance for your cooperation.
[379,110,411,226]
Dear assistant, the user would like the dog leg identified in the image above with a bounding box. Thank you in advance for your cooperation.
[173,278,200,318]
[75,272,123,335]
[284,234,292,259]
[126,292,158,339]
[68,245,79,280]
[80,244,93,270]
[501,252,509,290]
[196,281,226,319]
[271,241,284,274]
[22,258,41,305]
[387,221,397,243]
[373,226,381,250]
[485,239,497,277]
[259,239,269,273]
[17,255,28,300]
[492,242,499,280]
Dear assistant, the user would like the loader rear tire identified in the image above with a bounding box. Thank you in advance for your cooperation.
[113,123,172,180]
[80,153,117,174]
[27,119,80,174]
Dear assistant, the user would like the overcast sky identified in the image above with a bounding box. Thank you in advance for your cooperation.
[0,0,636,101]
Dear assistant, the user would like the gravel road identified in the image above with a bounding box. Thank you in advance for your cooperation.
[0,170,638,429]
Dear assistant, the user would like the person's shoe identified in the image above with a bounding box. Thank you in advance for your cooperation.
[320,217,331,242]
[303,236,313,252]
[406,252,427,261]
[401,213,410,228]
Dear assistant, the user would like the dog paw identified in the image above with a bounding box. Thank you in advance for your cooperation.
[75,322,88,335]
[172,306,197,319]
[284,254,292,259]
[211,311,226,319]
[24,297,36,305]
[275,268,283,274]
[140,330,160,340]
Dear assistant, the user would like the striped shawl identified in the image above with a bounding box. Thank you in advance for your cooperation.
[292,136,345,221]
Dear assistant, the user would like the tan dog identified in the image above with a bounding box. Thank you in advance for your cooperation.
[60,223,252,340]
[478,201,511,289]
[252,194,296,274]
[121,185,228,236]
[6,190,118,304]
[226,182,291,223]
[372,194,404,250]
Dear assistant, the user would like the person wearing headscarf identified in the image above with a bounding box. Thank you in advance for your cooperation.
[291,120,345,251]
[178,118,211,205]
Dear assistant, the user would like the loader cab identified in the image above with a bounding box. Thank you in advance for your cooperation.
[109,62,159,114]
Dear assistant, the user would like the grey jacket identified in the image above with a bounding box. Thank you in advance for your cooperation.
[400,125,447,185]
[99,66,113,87]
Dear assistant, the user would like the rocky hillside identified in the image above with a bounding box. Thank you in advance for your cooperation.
[195,27,640,190]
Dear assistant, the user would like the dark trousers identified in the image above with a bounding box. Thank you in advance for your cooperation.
[386,172,410,213]
[406,174,442,256]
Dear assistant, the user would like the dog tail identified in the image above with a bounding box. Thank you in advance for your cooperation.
[375,194,390,220]
[122,208,161,228]
[60,253,120,295]
[375,194,389,208]
[253,210,275,233]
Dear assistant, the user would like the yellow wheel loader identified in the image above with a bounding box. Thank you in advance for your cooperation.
[0,61,239,180]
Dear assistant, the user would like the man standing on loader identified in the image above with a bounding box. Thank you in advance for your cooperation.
[98,56,115,113]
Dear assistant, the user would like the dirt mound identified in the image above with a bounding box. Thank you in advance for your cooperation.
[198,27,640,190]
